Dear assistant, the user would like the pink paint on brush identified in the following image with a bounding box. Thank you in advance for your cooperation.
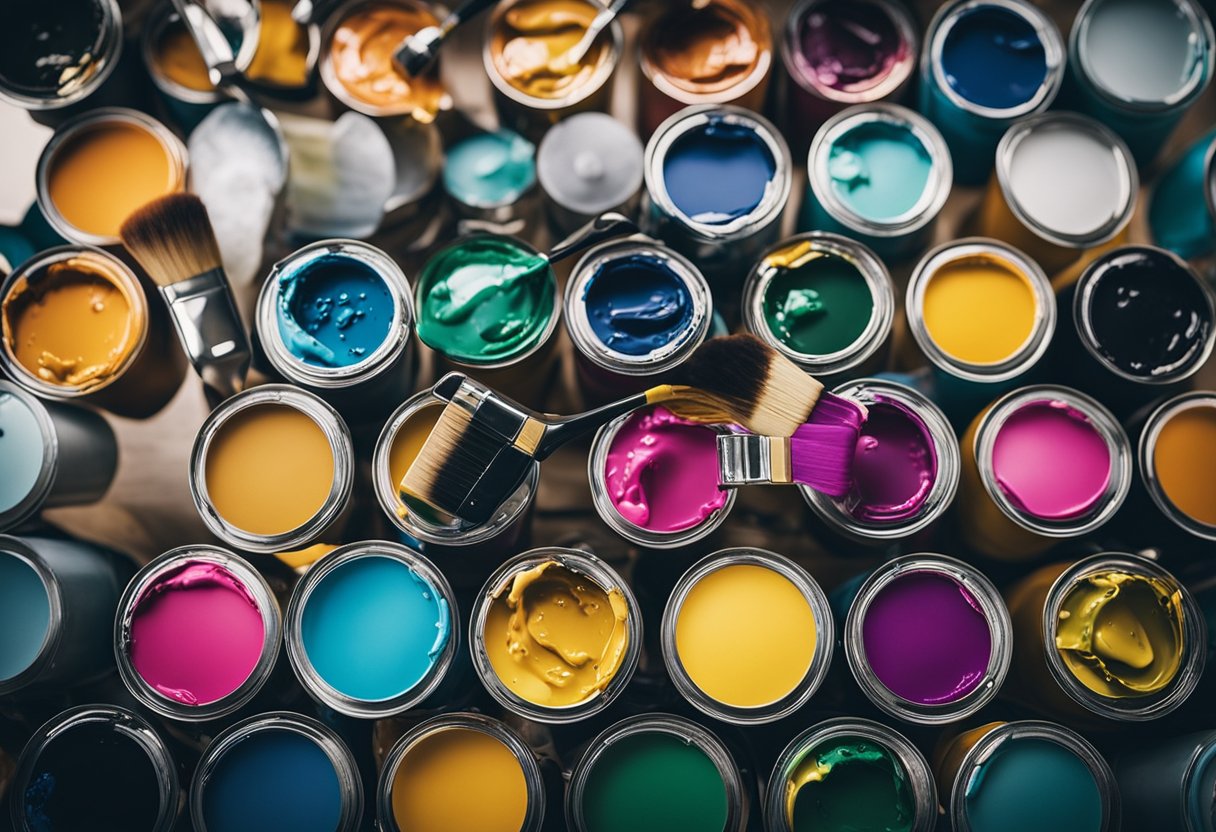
[991,400,1112,520]
[605,406,727,532]
[129,561,265,706]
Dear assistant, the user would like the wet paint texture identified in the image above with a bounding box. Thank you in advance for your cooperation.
[491,0,611,99]
[941,6,1047,109]
[416,237,554,364]
[444,131,536,208]
[301,555,450,702]
[604,406,727,532]
[1085,248,1211,380]
[128,561,265,706]
[828,121,931,221]
[582,254,693,356]
[663,120,776,224]
[0,551,49,681]
[0,392,45,514]
[675,563,817,708]
[644,0,767,96]
[760,243,873,356]
[861,570,992,705]
[846,397,937,523]
[276,254,394,368]
[923,253,1036,364]
[0,0,106,95]
[1079,0,1208,103]
[785,738,914,832]
[201,729,343,832]
[964,737,1102,832]
[990,400,1111,520]
[793,0,906,93]
[1056,570,1184,697]
[1153,403,1216,526]
[581,731,728,832]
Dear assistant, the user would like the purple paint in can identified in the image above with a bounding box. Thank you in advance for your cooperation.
[848,396,937,523]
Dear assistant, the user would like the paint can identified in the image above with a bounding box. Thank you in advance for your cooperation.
[1057,246,1215,413]
[1067,0,1214,166]
[0,246,186,419]
[979,111,1137,273]
[801,378,960,548]
[936,721,1119,832]
[643,105,792,289]
[114,545,282,722]
[1150,129,1216,261]
[1132,392,1216,544]
[414,233,561,408]
[9,705,180,832]
[284,541,458,718]
[255,239,416,420]
[0,381,117,532]
[0,535,132,697]
[442,129,538,225]
[637,0,773,139]
[374,390,539,559]
[661,547,833,725]
[484,0,625,142]
[765,717,937,832]
[241,0,323,100]
[781,0,918,151]
[919,0,1065,185]
[565,239,713,404]
[589,406,737,550]
[1116,730,1216,831]
[958,385,1132,559]
[841,553,1012,724]
[537,112,644,236]
[742,232,895,383]
[1006,552,1205,721]
[377,712,546,832]
[35,108,188,248]
[190,712,363,832]
[905,238,1056,428]
[189,385,355,554]
[566,713,749,832]
[800,103,952,262]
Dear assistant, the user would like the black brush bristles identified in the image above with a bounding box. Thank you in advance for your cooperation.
[120,194,223,287]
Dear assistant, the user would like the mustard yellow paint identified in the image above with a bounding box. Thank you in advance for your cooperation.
[1153,404,1216,527]
[390,726,528,832]
[155,20,214,92]
[1055,571,1184,698]
[490,0,609,99]
[246,0,311,87]
[922,254,1037,364]
[204,404,335,536]
[483,561,629,707]
[675,563,816,708]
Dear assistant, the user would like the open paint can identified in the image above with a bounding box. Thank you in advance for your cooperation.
[1150,129,1216,261]
[1135,391,1216,543]
[1116,729,1216,831]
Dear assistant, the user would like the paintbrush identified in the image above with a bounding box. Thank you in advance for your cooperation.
[393,0,503,77]
[547,0,631,73]
[121,194,250,403]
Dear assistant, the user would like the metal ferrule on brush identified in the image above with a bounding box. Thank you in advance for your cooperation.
[441,378,546,454]
[717,434,791,487]
[159,269,250,401]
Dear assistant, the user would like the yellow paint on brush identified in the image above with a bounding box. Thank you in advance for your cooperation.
[246,0,312,87]
[390,727,529,832]
[1055,571,1184,697]
[490,0,609,99]
[155,20,214,92]
[2,256,138,388]
[484,560,629,707]
[47,120,179,239]
[922,254,1037,364]
[205,404,335,536]
[1153,404,1216,527]
[674,564,816,707]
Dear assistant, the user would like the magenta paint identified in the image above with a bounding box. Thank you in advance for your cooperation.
[128,561,266,706]
[792,0,910,96]
[604,406,727,532]
[847,396,937,523]
[861,570,992,705]
[991,400,1112,520]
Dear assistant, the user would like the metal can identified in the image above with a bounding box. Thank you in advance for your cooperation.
[978,111,1137,273]
[919,0,1065,185]
[255,239,416,421]
[800,103,952,262]
[441,128,539,228]
[1131,391,1216,544]
[1067,0,1214,166]
[643,105,792,288]
[743,232,895,383]
[766,717,937,832]
[1150,128,1216,261]
[536,112,644,236]
[1116,730,1216,831]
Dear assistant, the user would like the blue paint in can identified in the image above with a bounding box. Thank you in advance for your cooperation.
[662,119,776,224]
[942,6,1047,109]
[582,254,694,356]
[276,255,394,368]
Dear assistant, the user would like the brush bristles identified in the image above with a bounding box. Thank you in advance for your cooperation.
[120,193,223,287]
[753,357,822,436]
[399,401,473,509]
[790,423,861,498]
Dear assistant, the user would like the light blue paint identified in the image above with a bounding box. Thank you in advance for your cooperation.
[965,737,1103,832]
[276,254,394,368]
[828,122,933,221]
[301,555,449,702]
[0,392,45,515]
[0,551,50,681]
[1150,129,1216,260]
[201,728,343,832]
[443,130,537,208]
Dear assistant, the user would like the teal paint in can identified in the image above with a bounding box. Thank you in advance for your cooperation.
[1117,730,1216,831]
[1150,129,1216,260]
